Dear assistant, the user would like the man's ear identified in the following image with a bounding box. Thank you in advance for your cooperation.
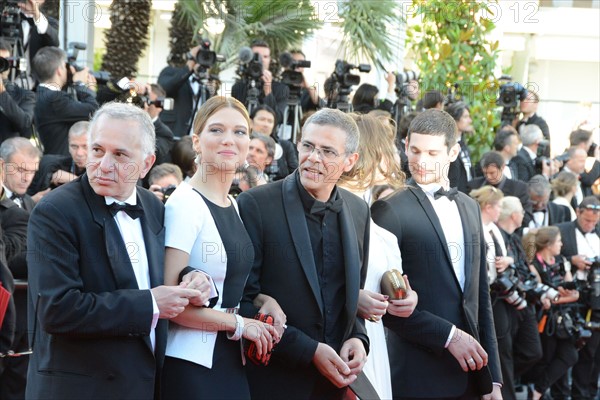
[343,152,359,172]
[448,142,460,162]
[139,154,156,179]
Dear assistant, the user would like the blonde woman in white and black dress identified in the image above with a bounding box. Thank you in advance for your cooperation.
[161,96,280,399]
[339,113,418,399]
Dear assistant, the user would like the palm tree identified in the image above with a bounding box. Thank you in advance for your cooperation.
[101,0,152,78]
[167,1,195,67]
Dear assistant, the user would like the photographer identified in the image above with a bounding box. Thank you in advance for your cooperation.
[569,129,600,198]
[559,146,588,207]
[148,162,182,204]
[446,101,474,193]
[289,50,321,113]
[144,83,174,165]
[555,196,600,400]
[32,46,98,156]
[0,38,35,142]
[351,72,396,114]
[524,226,580,400]
[524,175,571,232]
[493,126,520,180]
[158,45,215,138]
[492,197,543,400]
[518,92,550,143]
[231,39,288,125]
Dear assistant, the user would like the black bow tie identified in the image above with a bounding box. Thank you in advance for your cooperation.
[310,198,343,215]
[10,193,23,202]
[434,187,458,201]
[108,202,144,219]
[21,14,35,27]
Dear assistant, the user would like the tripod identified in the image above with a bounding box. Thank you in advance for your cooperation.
[185,69,211,135]
[282,86,303,144]
[391,86,412,129]
[246,79,260,116]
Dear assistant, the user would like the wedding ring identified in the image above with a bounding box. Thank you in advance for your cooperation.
[467,358,475,364]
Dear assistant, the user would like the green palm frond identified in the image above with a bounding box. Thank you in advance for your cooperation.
[337,0,403,70]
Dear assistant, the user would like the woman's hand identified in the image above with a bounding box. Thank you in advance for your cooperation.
[358,290,389,322]
[387,275,418,318]
[555,287,580,304]
[242,318,280,361]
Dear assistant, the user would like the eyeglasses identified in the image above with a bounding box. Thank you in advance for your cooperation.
[583,204,600,211]
[298,142,344,160]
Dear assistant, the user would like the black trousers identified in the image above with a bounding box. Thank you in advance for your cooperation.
[493,300,543,400]
[571,313,600,400]
[530,333,579,394]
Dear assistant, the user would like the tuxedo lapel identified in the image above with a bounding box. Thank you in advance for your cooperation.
[282,175,324,313]
[454,196,474,294]
[81,174,139,290]
[137,194,164,288]
[338,197,360,338]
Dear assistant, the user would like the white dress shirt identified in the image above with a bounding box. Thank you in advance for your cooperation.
[105,189,159,350]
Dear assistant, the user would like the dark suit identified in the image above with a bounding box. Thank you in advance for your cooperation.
[26,175,167,400]
[371,184,502,398]
[513,148,536,183]
[272,138,298,181]
[523,202,571,230]
[518,113,550,141]
[157,66,198,138]
[21,15,59,70]
[154,118,175,165]
[0,81,35,142]
[449,140,474,194]
[0,197,29,399]
[237,172,370,399]
[34,85,98,156]
[467,176,532,216]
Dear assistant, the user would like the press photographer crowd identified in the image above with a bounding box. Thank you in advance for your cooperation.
[0,2,599,399]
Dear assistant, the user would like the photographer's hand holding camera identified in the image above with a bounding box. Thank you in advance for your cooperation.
[17,0,59,72]
[0,39,35,142]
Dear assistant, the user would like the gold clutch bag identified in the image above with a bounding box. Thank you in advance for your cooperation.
[380,269,407,300]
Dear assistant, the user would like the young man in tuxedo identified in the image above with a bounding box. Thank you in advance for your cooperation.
[371,109,502,399]
[237,108,369,399]
[25,102,210,400]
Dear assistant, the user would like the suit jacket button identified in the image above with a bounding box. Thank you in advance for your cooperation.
[107,373,116,380]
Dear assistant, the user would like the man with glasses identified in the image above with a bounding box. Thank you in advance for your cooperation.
[237,108,370,399]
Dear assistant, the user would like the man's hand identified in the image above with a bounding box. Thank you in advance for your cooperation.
[447,328,488,372]
[387,275,418,318]
[312,343,356,388]
[187,45,201,72]
[150,286,202,319]
[482,384,503,400]
[385,71,396,94]
[179,270,212,307]
[31,188,51,204]
[262,69,273,96]
[0,79,5,94]
[495,256,514,273]
[149,185,164,202]
[71,66,92,86]
[571,255,592,271]
[339,338,366,376]
[357,290,388,322]
[256,294,287,337]
[19,0,41,20]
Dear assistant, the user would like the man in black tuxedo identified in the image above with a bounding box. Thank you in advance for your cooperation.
[32,46,98,156]
[513,125,548,183]
[518,92,550,143]
[157,45,213,138]
[372,109,502,399]
[468,151,532,216]
[16,0,59,85]
[238,109,369,399]
[0,137,41,211]
[523,175,571,232]
[231,39,289,125]
[25,102,207,400]
[0,39,35,142]
[556,196,600,400]
[445,101,475,193]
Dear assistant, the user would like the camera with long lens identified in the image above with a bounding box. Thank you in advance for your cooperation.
[192,39,224,69]
[0,0,22,41]
[519,273,560,305]
[0,55,19,73]
[279,52,311,87]
[237,47,264,81]
[583,257,600,310]
[326,59,371,112]
[67,42,111,85]
[496,75,528,126]
[113,83,174,111]
[491,267,528,310]
[395,70,419,97]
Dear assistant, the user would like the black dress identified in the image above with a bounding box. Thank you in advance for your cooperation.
[162,193,255,400]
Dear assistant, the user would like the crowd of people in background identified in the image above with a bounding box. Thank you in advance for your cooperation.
[0,3,599,398]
